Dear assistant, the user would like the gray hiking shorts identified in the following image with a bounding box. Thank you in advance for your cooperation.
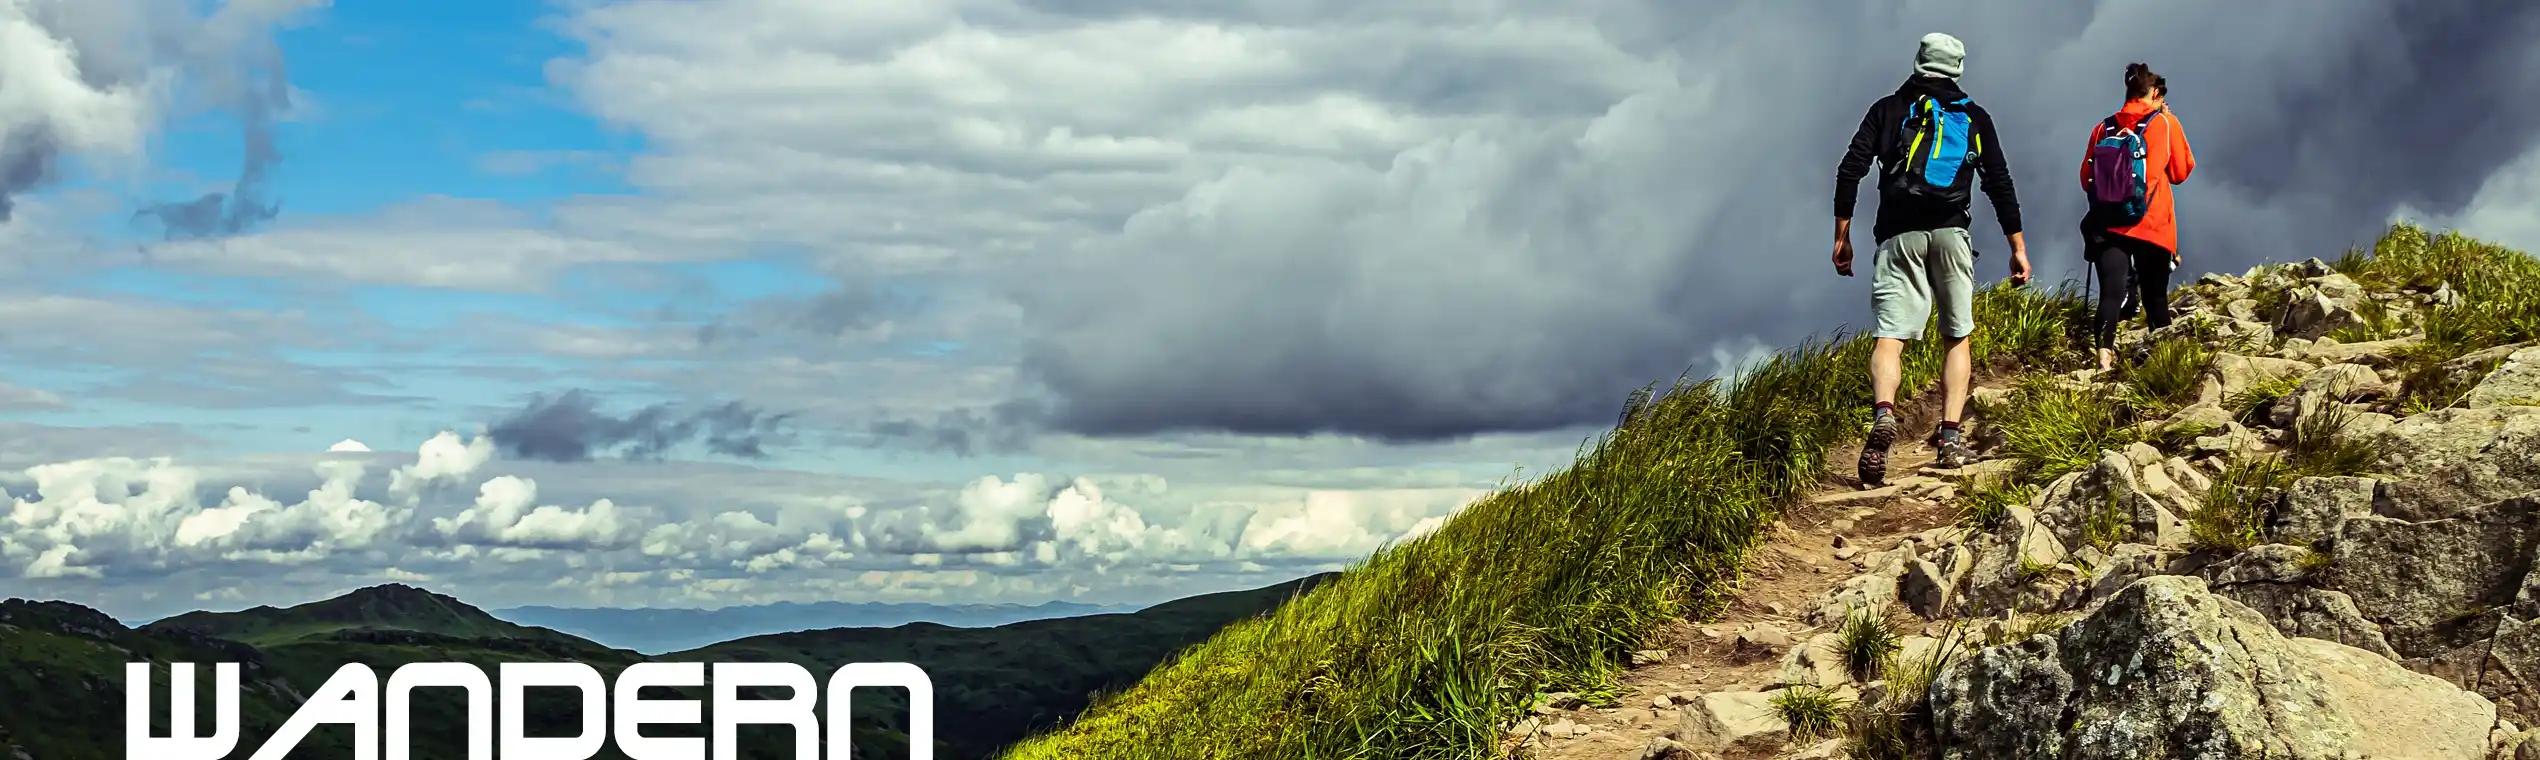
[1871,227,1976,341]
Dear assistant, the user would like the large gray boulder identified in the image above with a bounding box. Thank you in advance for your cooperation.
[2468,346,2540,409]
[2370,406,2540,521]
[2268,476,2377,546]
[2331,494,2540,644]
[1928,576,2495,759]
[2197,544,2396,659]
[1959,505,2078,617]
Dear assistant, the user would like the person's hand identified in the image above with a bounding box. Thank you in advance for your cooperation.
[1833,218,1855,277]
[2006,231,2031,285]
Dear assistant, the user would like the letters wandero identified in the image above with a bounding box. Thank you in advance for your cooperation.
[124,661,935,760]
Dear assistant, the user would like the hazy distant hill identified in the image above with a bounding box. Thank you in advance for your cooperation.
[498,598,1137,654]
[0,574,1332,760]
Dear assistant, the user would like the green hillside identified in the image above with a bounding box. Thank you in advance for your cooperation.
[0,574,1327,759]
[676,572,1334,757]
[1002,224,2539,759]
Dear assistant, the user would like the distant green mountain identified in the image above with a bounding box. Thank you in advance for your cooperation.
[0,573,1331,760]
[149,583,595,648]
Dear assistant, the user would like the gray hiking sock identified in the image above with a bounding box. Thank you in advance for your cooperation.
[1936,425,1963,443]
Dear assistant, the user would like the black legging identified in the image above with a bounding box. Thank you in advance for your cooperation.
[2092,234,2175,349]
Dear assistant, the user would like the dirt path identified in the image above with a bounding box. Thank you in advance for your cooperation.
[1504,381,1995,760]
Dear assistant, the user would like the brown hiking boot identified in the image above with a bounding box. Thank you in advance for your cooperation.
[1858,414,1897,487]
[1934,436,1977,469]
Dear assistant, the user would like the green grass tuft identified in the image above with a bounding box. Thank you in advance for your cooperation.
[1772,685,1853,744]
[1991,375,2142,482]
[1957,480,2033,531]
[1834,609,1903,684]
[2122,338,2216,411]
[2283,402,2381,478]
[2190,457,2291,551]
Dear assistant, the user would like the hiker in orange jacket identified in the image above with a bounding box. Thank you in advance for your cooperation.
[2080,63,2197,372]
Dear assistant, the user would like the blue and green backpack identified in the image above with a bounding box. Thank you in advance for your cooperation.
[1883,93,1982,206]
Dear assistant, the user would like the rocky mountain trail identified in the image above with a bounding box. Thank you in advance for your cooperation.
[1507,255,2540,759]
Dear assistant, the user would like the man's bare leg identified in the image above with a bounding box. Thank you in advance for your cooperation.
[1942,335,1971,422]
[1871,337,1905,407]
[1862,336,1907,486]
[1933,334,1976,466]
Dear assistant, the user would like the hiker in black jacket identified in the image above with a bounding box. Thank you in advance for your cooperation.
[1831,32,2029,486]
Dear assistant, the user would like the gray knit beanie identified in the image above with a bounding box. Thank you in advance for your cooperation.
[1914,32,1965,79]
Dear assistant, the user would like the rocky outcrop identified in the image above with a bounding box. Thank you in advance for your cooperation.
[2370,406,2540,520]
[2196,544,2397,659]
[2267,476,2376,546]
[2466,346,2540,408]
[2029,451,2189,554]
[2330,494,2540,644]
[1927,576,2494,759]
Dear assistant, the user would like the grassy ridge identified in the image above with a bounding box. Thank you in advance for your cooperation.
[1004,282,2085,759]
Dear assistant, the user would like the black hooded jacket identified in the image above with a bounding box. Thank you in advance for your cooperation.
[1834,76,2023,244]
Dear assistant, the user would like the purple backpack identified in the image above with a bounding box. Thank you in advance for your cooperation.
[2085,108,2161,226]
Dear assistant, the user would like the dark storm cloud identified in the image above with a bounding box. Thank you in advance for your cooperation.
[692,280,916,347]
[486,389,795,462]
[864,400,1048,457]
[1015,0,2540,442]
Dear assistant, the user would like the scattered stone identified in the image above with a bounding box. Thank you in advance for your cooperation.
[1830,519,1856,533]
[1831,534,1849,549]
[1806,570,1899,627]
[2122,441,2165,469]
[2193,421,2268,459]
[2211,353,2319,400]
[1833,546,1859,561]
[1734,624,1792,659]
[1928,576,2495,759]
[2031,451,2190,552]
[2290,334,2423,366]
[1674,691,1792,756]
[1923,457,2023,489]
[1638,736,1696,760]
[2282,280,2372,339]
[1652,694,1674,709]
[2271,362,2388,428]
[1902,558,1955,618]
[1632,649,1671,666]
[2156,402,2236,441]
[2083,542,2181,603]
[1776,633,1851,688]
[2442,341,2535,380]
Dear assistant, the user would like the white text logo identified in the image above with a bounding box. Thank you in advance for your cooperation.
[124,661,934,760]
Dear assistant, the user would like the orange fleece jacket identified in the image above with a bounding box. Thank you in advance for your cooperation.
[2080,98,2197,254]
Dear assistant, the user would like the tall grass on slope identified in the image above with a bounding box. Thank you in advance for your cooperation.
[1001,284,2082,760]
[2342,224,2540,410]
